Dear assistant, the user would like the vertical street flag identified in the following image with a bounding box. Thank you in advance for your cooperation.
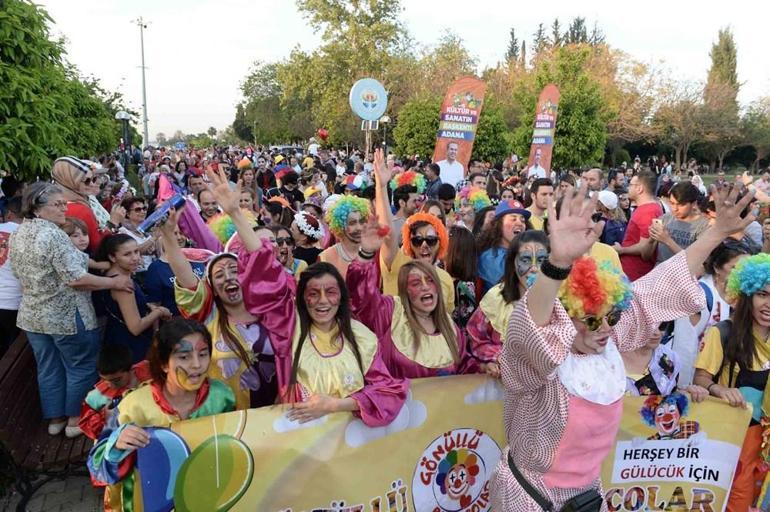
[525,84,560,179]
[431,77,487,187]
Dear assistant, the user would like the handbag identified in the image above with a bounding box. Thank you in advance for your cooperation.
[507,452,603,512]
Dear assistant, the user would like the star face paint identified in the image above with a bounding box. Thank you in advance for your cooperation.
[166,334,210,392]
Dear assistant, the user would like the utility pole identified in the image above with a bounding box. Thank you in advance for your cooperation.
[134,17,149,148]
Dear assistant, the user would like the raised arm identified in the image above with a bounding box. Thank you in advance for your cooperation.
[372,148,398,270]
[159,208,198,290]
[205,170,263,254]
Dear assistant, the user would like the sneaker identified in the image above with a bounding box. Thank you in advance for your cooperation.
[65,425,82,438]
[48,421,66,436]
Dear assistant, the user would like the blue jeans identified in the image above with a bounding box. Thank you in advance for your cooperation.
[26,312,100,419]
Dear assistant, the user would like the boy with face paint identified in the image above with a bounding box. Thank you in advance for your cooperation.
[87,319,234,511]
[468,231,550,377]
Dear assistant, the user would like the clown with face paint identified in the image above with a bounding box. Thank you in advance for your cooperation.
[318,195,371,279]
[490,182,754,511]
[87,318,235,511]
[197,167,407,427]
[467,231,549,378]
[159,206,278,412]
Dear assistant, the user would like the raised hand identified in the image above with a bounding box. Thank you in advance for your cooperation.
[373,148,390,187]
[545,182,603,267]
[709,183,754,238]
[205,166,241,215]
[359,215,388,255]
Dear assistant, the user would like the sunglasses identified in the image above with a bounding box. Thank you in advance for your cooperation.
[410,236,439,248]
[580,309,622,332]
[131,206,148,212]
[275,237,294,246]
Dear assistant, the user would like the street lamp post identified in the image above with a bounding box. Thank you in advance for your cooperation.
[380,115,391,156]
[115,111,131,168]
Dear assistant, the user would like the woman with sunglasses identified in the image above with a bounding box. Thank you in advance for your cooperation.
[117,197,158,273]
[371,150,455,313]
[468,230,549,378]
[51,157,126,253]
[490,182,753,511]
[212,168,408,426]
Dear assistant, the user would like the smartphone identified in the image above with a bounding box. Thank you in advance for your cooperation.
[652,218,663,228]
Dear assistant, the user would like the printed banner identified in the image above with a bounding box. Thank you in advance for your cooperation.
[132,377,750,511]
[525,83,560,178]
[600,392,751,512]
[431,77,487,183]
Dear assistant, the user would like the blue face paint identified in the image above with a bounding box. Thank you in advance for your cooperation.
[526,273,538,288]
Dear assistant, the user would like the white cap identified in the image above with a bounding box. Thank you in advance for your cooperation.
[597,190,618,210]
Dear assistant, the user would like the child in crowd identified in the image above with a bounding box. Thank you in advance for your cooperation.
[62,216,110,271]
[78,344,151,440]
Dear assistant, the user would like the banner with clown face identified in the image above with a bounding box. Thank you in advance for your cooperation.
[130,378,749,511]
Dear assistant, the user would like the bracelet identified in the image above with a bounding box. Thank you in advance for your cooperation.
[358,248,375,260]
[540,258,573,281]
[707,382,716,394]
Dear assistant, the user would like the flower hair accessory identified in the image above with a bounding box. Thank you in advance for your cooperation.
[454,186,492,212]
[324,195,370,236]
[558,257,632,319]
[726,253,770,302]
[294,211,324,241]
[389,170,426,194]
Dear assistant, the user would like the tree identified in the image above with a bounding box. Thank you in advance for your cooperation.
[207,126,217,138]
[702,27,740,170]
[653,82,706,171]
[565,17,588,44]
[589,21,605,46]
[550,19,563,48]
[742,99,770,171]
[471,102,511,163]
[520,41,527,69]
[533,23,548,56]
[511,45,609,169]
[505,28,520,62]
[392,96,440,158]
[156,132,167,146]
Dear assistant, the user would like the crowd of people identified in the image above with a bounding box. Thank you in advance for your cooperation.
[1,141,769,511]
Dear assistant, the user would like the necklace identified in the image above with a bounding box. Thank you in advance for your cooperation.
[335,243,355,263]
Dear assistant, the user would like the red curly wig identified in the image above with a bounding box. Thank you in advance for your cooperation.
[401,212,449,260]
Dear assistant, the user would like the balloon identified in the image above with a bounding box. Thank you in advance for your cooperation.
[136,428,191,512]
[317,128,329,141]
[173,434,254,511]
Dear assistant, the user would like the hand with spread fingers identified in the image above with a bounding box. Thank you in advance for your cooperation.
[205,166,241,216]
[708,183,755,238]
[545,182,604,268]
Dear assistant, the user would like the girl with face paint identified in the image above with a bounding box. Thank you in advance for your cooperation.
[467,231,549,378]
[87,318,235,511]
[203,166,406,427]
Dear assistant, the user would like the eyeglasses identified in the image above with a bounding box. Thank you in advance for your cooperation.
[410,236,439,248]
[275,237,294,246]
[131,206,148,212]
[580,309,622,332]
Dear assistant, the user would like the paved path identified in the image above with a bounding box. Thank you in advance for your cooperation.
[2,474,101,512]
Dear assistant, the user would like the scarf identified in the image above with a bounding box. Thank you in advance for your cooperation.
[51,157,90,205]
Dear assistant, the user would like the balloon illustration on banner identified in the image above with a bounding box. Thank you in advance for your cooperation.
[316,128,329,141]
[136,428,191,512]
[349,78,388,121]
[525,83,560,179]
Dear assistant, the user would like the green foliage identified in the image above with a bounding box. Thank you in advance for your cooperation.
[0,0,136,180]
[471,103,511,163]
[511,46,608,169]
[707,28,738,89]
[392,96,440,157]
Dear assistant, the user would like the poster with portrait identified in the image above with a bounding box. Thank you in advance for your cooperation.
[525,84,560,179]
[431,77,487,187]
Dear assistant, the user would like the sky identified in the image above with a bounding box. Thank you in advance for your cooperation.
[38,0,770,142]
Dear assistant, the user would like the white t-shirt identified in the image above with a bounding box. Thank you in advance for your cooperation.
[308,143,320,156]
[0,222,21,310]
[436,159,465,188]
[527,164,547,179]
